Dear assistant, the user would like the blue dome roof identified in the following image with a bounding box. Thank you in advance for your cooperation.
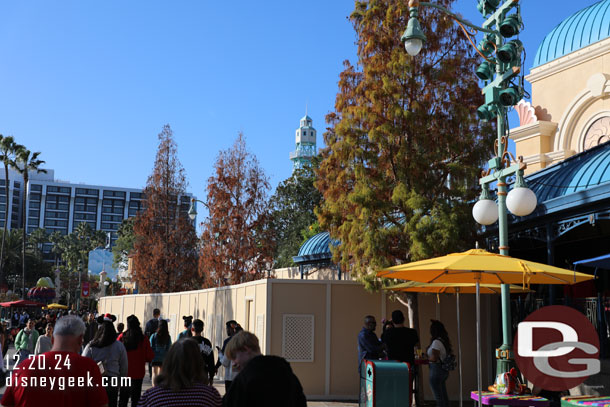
[527,141,610,202]
[534,0,610,68]
[292,231,339,264]
[297,232,331,257]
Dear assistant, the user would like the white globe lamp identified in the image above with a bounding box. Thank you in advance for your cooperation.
[507,187,537,217]
[404,39,424,56]
[473,198,498,225]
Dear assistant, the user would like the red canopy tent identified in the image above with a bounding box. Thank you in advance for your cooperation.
[0,300,44,308]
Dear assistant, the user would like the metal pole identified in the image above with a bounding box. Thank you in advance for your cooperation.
[495,20,514,374]
[456,289,463,407]
[496,110,514,377]
[476,276,482,407]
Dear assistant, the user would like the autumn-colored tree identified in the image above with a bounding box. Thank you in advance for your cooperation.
[316,0,494,286]
[198,133,274,286]
[133,125,198,293]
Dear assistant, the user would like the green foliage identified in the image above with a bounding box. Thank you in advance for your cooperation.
[0,135,20,286]
[13,147,47,295]
[268,164,323,268]
[316,0,495,290]
[300,221,322,244]
[113,217,135,270]
[53,223,106,273]
[0,229,52,292]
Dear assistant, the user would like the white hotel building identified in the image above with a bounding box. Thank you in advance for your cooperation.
[0,168,193,252]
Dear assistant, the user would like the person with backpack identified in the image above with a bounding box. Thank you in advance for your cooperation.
[150,319,172,385]
[14,319,39,361]
[178,316,193,340]
[427,319,454,407]
[190,319,215,384]
[118,315,154,407]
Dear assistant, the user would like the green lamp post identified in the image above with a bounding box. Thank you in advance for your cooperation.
[402,0,537,377]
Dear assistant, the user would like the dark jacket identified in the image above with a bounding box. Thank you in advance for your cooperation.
[144,318,159,338]
[84,321,98,345]
[192,335,216,382]
[358,327,383,372]
[381,326,419,364]
[223,355,306,407]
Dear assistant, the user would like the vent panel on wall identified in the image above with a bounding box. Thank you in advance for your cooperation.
[282,314,314,362]
[256,314,264,345]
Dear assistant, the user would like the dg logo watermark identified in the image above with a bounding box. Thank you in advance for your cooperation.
[514,305,600,391]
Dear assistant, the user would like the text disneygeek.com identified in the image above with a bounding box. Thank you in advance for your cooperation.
[6,374,131,390]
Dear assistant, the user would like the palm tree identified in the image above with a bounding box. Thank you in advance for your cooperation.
[28,228,49,259]
[0,135,19,289]
[14,148,46,298]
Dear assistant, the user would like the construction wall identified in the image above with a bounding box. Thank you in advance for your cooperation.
[99,279,501,401]
[98,280,269,358]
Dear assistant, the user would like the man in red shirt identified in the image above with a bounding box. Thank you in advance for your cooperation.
[1,315,109,407]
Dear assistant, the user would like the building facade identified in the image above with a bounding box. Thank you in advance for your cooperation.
[0,168,193,250]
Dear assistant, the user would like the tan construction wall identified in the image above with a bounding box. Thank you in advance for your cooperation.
[98,279,270,379]
[99,279,502,401]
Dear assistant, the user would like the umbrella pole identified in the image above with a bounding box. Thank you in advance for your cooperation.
[476,276,482,407]
[456,289,463,407]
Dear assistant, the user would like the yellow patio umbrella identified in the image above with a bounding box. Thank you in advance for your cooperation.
[388,281,532,294]
[386,282,532,407]
[46,303,68,310]
[377,249,594,407]
[377,249,593,286]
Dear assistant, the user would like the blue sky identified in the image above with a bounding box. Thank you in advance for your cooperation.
[0,0,600,200]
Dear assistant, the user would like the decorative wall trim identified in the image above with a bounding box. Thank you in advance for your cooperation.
[579,112,610,152]
[544,149,575,164]
[555,77,610,152]
[510,120,557,142]
[521,153,549,166]
[515,100,539,126]
[527,37,610,84]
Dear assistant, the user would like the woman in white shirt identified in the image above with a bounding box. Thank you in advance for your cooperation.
[35,323,54,355]
[427,320,452,407]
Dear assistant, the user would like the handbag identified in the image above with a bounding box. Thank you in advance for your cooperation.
[441,353,456,371]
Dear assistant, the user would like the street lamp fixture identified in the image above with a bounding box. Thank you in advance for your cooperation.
[187,198,210,221]
[506,171,537,216]
[472,185,498,226]
[401,0,426,56]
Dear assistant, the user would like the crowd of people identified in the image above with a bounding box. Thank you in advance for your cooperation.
[0,307,307,407]
[357,310,454,407]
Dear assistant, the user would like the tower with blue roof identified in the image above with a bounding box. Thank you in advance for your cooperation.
[290,112,317,172]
